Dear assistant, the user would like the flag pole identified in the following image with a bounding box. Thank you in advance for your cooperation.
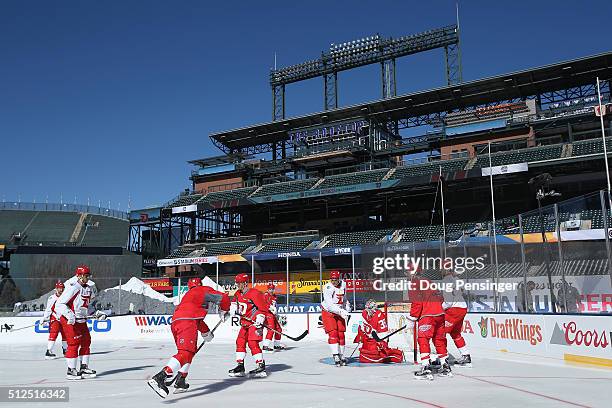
[488,142,501,311]
[440,165,447,259]
[596,77,611,204]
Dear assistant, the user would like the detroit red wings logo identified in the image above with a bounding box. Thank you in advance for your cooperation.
[419,324,432,332]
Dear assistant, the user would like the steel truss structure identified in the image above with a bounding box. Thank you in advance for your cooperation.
[271,24,461,120]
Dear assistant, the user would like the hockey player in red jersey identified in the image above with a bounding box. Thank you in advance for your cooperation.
[354,300,403,363]
[409,271,452,380]
[228,273,269,378]
[262,283,285,352]
[56,265,105,380]
[148,277,230,398]
[43,281,67,359]
[321,270,351,366]
[442,270,471,367]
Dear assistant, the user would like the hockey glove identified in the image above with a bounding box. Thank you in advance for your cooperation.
[254,314,266,329]
[200,330,214,343]
[94,310,107,321]
[339,309,349,320]
[345,300,352,313]
[66,313,76,325]
[219,310,230,323]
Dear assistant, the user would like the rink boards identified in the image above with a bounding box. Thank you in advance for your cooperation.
[1,312,610,367]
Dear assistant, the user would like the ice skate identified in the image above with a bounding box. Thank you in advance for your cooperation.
[173,375,189,394]
[438,362,453,377]
[80,364,97,379]
[248,361,267,378]
[414,365,434,381]
[147,370,170,398]
[66,368,82,380]
[228,362,246,377]
[45,350,56,360]
[454,354,472,368]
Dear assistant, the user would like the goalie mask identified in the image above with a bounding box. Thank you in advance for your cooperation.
[364,299,378,316]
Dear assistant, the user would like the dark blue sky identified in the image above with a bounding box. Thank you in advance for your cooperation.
[2,1,610,211]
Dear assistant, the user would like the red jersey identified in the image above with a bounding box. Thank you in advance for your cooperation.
[234,288,269,327]
[173,286,230,321]
[409,276,445,319]
[361,309,389,335]
[263,292,277,313]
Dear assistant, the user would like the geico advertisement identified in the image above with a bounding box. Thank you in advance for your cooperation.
[0,317,112,343]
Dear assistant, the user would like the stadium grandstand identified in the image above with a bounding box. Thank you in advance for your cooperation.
[127,24,612,313]
[0,202,137,308]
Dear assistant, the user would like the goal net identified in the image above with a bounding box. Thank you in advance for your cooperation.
[384,301,417,361]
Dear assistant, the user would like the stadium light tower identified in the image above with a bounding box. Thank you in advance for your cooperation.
[270,24,462,120]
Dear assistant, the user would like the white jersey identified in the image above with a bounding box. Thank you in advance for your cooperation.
[321,281,348,315]
[55,281,95,323]
[43,293,60,322]
[441,274,468,310]
[64,276,97,295]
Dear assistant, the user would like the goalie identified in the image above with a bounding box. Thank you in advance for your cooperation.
[353,300,403,364]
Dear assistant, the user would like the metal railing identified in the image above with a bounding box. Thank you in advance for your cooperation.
[0,201,128,220]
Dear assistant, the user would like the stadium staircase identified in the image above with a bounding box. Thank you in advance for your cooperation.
[310,178,326,190]
[381,168,396,180]
[70,213,88,243]
[464,157,478,170]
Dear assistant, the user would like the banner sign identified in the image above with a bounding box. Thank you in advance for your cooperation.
[143,278,173,292]
[481,162,528,176]
[157,256,218,267]
[172,204,197,214]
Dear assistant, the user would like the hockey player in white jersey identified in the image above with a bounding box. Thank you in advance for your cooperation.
[43,281,67,359]
[55,265,106,380]
[321,270,351,366]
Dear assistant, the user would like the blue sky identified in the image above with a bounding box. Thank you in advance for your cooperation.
[1,1,610,211]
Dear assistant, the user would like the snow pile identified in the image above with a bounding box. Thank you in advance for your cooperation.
[110,277,175,303]
[14,276,224,316]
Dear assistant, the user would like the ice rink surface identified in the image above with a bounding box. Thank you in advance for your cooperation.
[0,340,610,408]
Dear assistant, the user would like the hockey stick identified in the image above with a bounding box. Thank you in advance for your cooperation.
[413,320,418,364]
[371,325,407,342]
[8,320,50,332]
[348,339,361,359]
[238,313,308,341]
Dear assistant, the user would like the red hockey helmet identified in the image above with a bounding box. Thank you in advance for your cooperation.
[267,282,275,290]
[188,277,202,289]
[55,281,65,289]
[75,265,90,276]
[329,270,341,280]
[235,273,249,284]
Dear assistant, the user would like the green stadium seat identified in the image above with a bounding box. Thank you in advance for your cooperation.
[317,169,389,189]
[324,229,394,248]
[392,159,467,179]
[251,179,318,197]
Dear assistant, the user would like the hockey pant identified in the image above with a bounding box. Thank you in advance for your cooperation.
[236,324,264,364]
[322,310,346,355]
[359,338,403,363]
[60,317,91,370]
[164,319,210,378]
[416,315,448,365]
